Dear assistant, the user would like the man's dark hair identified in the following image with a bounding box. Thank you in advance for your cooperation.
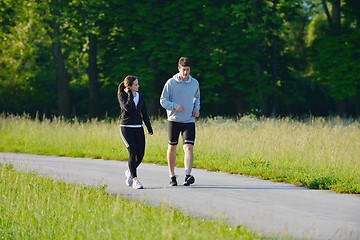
[178,57,191,67]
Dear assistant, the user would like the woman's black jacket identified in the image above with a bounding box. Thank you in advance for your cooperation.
[118,91,153,134]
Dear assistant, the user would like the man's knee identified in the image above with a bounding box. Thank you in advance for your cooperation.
[183,144,193,151]
[168,144,177,152]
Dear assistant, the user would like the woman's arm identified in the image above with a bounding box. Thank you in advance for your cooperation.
[140,94,153,135]
[118,91,135,112]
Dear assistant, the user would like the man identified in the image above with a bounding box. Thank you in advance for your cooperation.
[160,57,200,186]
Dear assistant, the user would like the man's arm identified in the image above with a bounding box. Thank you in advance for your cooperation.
[193,82,200,109]
[160,81,178,110]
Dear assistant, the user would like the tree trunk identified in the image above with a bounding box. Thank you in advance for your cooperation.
[255,62,269,116]
[332,0,341,25]
[335,99,346,117]
[322,0,341,32]
[235,92,246,115]
[270,36,278,117]
[322,0,347,116]
[270,0,279,116]
[355,91,360,117]
[88,32,101,118]
[252,0,269,116]
[322,0,333,27]
[49,1,70,118]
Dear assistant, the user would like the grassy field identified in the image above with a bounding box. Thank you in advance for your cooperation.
[0,114,359,194]
[0,164,262,240]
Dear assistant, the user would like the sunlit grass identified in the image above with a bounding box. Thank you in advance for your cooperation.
[195,116,360,193]
[0,114,359,193]
[0,164,262,240]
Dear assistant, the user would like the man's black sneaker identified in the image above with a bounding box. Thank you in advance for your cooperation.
[183,175,195,186]
[169,176,177,186]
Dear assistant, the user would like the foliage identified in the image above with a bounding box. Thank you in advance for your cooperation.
[0,0,359,117]
[310,30,360,100]
[0,0,55,114]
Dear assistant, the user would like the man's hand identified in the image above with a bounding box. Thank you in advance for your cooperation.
[192,109,200,117]
[176,105,184,112]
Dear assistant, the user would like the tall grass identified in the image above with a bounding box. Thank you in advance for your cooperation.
[0,164,261,240]
[195,116,360,193]
[0,114,359,193]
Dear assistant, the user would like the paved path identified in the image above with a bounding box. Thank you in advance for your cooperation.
[1,152,359,240]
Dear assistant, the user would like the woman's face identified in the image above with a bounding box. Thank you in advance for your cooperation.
[128,79,139,92]
[178,66,190,80]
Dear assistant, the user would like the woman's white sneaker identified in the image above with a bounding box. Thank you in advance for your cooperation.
[132,179,143,189]
[125,169,133,187]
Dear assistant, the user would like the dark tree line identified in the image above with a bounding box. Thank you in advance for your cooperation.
[0,0,359,118]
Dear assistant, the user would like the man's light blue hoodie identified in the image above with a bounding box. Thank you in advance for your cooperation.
[160,73,200,123]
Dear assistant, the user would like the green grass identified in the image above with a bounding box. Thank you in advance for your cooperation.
[0,114,359,194]
[0,164,262,240]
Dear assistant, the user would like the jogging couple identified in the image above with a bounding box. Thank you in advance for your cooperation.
[118,57,200,189]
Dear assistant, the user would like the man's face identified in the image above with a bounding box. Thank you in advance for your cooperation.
[178,66,190,80]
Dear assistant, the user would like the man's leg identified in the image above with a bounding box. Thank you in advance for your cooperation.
[183,144,193,176]
[182,122,196,186]
[167,144,177,177]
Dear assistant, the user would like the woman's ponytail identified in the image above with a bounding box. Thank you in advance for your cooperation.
[118,82,125,95]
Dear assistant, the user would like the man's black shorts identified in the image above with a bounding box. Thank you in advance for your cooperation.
[168,121,195,145]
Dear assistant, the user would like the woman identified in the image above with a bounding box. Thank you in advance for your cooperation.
[118,75,153,189]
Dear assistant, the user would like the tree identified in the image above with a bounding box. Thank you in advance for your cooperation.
[309,0,360,116]
[65,0,108,118]
[47,0,71,117]
[0,0,57,115]
[1,0,359,117]
[230,0,307,116]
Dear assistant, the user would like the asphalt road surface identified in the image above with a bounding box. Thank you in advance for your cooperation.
[1,152,359,240]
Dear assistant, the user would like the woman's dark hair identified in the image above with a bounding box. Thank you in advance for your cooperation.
[118,75,137,94]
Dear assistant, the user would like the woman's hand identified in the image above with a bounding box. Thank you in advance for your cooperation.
[148,127,153,135]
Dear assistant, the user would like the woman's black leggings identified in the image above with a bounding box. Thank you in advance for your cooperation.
[120,126,145,178]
